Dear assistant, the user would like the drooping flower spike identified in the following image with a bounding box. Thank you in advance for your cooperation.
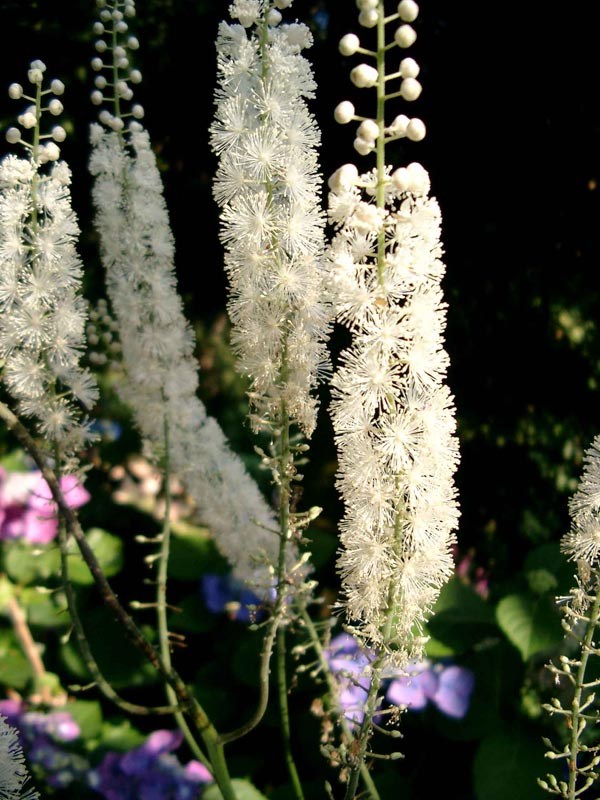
[328,0,460,658]
[0,61,98,472]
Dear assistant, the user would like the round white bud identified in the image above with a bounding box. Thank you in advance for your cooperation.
[399,57,420,78]
[5,127,21,144]
[334,100,355,124]
[116,80,129,96]
[50,79,65,95]
[117,57,129,69]
[124,3,136,17]
[93,21,104,34]
[95,75,107,89]
[91,57,103,71]
[398,0,419,21]
[48,98,63,115]
[131,104,145,119]
[339,33,360,56]
[391,167,410,192]
[358,119,379,141]
[129,69,142,83]
[357,0,377,9]
[28,68,44,84]
[275,0,293,7]
[358,9,378,27]
[267,8,282,25]
[109,116,124,132]
[406,117,426,141]
[328,163,359,193]
[400,77,422,101]
[115,20,128,33]
[20,111,37,129]
[114,45,126,58]
[44,141,60,161]
[122,87,133,101]
[37,149,48,165]
[127,36,140,49]
[95,39,107,53]
[387,113,409,136]
[406,161,430,194]
[351,63,378,88]
[353,136,373,156]
[30,59,46,72]
[51,125,67,142]
[8,83,23,99]
[91,90,104,105]
[98,109,112,125]
[99,9,111,20]
[129,120,143,132]
[395,24,417,48]
[112,9,124,21]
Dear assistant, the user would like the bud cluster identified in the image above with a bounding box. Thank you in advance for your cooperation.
[90,0,145,133]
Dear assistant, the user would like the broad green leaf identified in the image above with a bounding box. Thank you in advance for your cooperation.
[473,727,547,800]
[67,700,103,739]
[427,577,496,653]
[168,522,225,581]
[204,779,268,800]
[496,593,562,660]
[65,528,124,585]
[0,629,33,688]
[0,574,15,610]
[20,586,69,628]
[99,719,145,752]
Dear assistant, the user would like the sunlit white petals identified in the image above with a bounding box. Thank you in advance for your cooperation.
[563,436,600,566]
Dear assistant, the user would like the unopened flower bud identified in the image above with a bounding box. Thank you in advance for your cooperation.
[127,36,140,49]
[131,104,144,119]
[358,9,378,28]
[19,111,37,129]
[48,98,63,115]
[44,141,60,161]
[129,69,142,83]
[5,127,21,144]
[267,9,282,25]
[115,20,128,33]
[95,75,107,89]
[114,46,126,59]
[392,167,410,192]
[93,21,104,34]
[400,77,422,101]
[339,33,360,56]
[28,68,44,84]
[328,163,359,193]
[334,101,355,124]
[388,113,409,136]
[122,86,133,101]
[98,109,112,125]
[91,90,104,105]
[358,119,379,141]
[353,136,373,156]
[91,57,103,71]
[52,125,67,142]
[116,80,129,96]
[406,117,426,141]
[8,83,23,99]
[351,63,378,88]
[398,0,419,21]
[117,57,129,69]
[400,57,420,78]
[100,8,111,20]
[356,0,377,8]
[30,59,46,72]
[50,79,65,95]
[395,24,417,48]
[109,117,124,132]
[95,39,108,53]
[112,9,124,21]
[406,161,430,195]
[124,2,136,17]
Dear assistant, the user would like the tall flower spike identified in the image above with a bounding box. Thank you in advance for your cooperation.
[211,0,331,439]
[88,0,279,591]
[0,62,98,471]
[328,0,460,659]
[0,714,40,799]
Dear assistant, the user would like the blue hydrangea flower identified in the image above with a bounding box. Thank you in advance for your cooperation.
[200,573,266,623]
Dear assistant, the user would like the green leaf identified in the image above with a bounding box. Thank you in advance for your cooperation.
[524,543,574,596]
[67,700,103,739]
[473,727,547,800]
[99,719,146,752]
[168,522,225,581]
[19,587,69,628]
[496,593,563,660]
[0,574,15,610]
[427,577,496,653]
[65,528,124,585]
[169,594,216,634]
[0,449,28,471]
[0,629,33,688]
[204,779,268,800]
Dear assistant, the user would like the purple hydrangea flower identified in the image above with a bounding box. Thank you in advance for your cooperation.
[90,729,212,800]
[325,633,373,725]
[200,573,267,623]
[0,468,90,544]
[387,661,475,719]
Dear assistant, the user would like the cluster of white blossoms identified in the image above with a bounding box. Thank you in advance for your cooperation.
[0,61,98,467]
[0,714,39,800]
[328,0,460,654]
[562,435,600,567]
[211,0,330,437]
[88,0,281,590]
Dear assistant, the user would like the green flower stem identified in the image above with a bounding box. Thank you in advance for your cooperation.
[157,412,213,771]
[277,625,304,800]
[567,579,600,800]
[0,400,238,800]
[299,606,381,800]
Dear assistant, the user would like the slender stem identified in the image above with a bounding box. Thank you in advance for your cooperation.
[566,581,600,800]
[277,627,304,800]
[0,400,238,800]
[299,607,381,800]
[157,412,212,770]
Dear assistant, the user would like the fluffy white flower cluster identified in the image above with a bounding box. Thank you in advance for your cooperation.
[563,435,600,566]
[0,714,39,800]
[329,166,460,653]
[0,65,97,466]
[211,3,330,437]
[90,126,281,589]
